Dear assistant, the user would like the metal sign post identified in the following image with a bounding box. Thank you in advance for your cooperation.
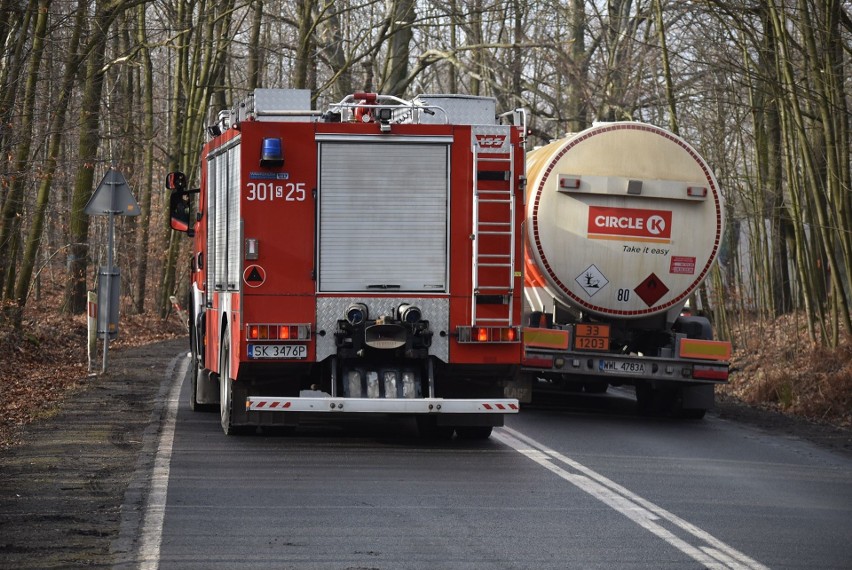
[83,169,140,373]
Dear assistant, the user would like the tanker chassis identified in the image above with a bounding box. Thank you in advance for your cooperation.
[519,122,731,418]
[169,89,525,437]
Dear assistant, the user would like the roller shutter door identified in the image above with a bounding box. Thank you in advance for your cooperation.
[318,141,449,292]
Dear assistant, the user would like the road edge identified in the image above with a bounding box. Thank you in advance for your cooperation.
[111,350,188,567]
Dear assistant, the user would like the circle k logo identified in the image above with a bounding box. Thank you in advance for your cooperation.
[647,215,667,235]
[587,206,673,241]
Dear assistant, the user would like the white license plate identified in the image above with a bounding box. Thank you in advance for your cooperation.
[600,360,646,375]
[248,344,307,359]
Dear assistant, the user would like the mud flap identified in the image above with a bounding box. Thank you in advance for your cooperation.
[504,372,533,404]
[680,384,715,411]
[195,367,219,406]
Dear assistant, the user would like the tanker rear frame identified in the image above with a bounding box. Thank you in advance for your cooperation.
[520,305,731,419]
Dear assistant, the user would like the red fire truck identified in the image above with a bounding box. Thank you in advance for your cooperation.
[168,89,525,437]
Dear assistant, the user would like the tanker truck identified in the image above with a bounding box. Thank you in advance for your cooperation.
[519,122,731,418]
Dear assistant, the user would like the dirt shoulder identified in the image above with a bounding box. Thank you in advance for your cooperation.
[0,338,186,569]
[712,394,852,459]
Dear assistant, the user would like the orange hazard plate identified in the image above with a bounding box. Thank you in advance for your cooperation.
[574,324,610,351]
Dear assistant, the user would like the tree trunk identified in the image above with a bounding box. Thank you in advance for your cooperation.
[157,0,190,317]
[0,0,50,311]
[159,0,237,317]
[133,2,155,314]
[566,0,587,133]
[293,0,314,89]
[14,0,85,320]
[247,0,264,91]
[322,0,352,99]
[0,0,32,190]
[64,0,121,314]
[653,0,678,134]
[382,0,415,96]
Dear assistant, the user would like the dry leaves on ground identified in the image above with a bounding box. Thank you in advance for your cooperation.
[724,314,852,427]
[0,297,183,449]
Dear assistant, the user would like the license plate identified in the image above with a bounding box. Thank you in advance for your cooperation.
[600,360,646,375]
[248,344,307,359]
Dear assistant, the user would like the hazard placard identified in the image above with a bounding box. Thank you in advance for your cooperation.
[634,273,669,307]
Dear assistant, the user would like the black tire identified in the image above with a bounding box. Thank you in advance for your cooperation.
[219,338,233,434]
[219,335,253,435]
[455,426,493,440]
[635,384,655,415]
[635,385,675,416]
[190,357,200,411]
[218,335,248,435]
[416,416,454,440]
[677,408,707,420]
[583,382,609,394]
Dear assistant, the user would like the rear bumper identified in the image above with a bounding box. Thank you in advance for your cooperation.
[247,396,519,414]
[522,349,729,385]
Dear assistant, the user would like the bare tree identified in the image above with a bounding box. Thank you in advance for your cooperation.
[0,0,50,313]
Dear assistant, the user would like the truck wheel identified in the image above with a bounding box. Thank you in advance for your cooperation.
[635,385,673,416]
[218,336,248,435]
[190,358,201,411]
[219,339,233,434]
[635,385,654,415]
[678,408,707,420]
[455,426,493,440]
[416,416,454,440]
[583,382,608,394]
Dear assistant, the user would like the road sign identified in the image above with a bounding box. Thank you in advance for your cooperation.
[85,169,140,373]
[84,169,140,216]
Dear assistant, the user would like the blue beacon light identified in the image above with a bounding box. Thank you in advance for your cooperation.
[260,137,284,167]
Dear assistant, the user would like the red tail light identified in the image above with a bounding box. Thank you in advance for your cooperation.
[457,326,521,343]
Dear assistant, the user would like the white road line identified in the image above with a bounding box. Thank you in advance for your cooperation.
[494,426,769,570]
[137,355,188,570]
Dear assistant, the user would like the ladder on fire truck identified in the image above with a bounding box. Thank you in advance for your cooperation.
[471,140,516,327]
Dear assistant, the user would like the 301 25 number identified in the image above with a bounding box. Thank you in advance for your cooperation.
[246,182,306,202]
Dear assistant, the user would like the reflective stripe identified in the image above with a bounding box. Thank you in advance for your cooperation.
[679,338,731,361]
[523,327,570,350]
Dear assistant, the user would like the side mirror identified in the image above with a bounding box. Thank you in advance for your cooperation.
[169,189,193,234]
[167,171,196,236]
[166,171,187,191]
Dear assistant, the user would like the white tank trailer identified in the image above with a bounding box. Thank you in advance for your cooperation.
[520,122,731,418]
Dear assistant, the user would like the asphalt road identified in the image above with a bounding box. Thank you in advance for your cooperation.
[114,354,852,570]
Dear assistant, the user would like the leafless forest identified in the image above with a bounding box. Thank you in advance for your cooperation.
[0,1,849,417]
